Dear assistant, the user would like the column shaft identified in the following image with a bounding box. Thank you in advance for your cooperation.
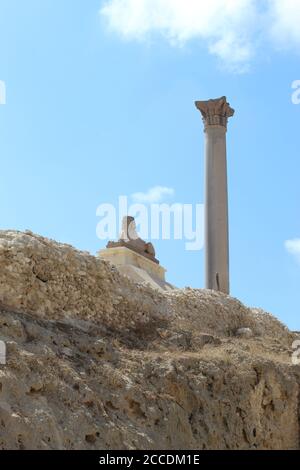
[195,96,234,295]
[205,126,229,293]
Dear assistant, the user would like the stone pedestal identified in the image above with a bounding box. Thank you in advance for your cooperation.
[100,216,174,291]
[98,246,174,292]
[195,97,234,294]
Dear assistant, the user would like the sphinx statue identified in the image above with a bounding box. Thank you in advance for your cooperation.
[107,216,159,264]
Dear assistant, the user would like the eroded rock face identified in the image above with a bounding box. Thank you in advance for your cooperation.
[0,230,299,450]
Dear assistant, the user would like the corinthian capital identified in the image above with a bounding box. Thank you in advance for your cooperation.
[195,96,234,130]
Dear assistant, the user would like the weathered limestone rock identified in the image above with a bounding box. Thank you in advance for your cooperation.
[236,327,254,338]
[0,230,299,450]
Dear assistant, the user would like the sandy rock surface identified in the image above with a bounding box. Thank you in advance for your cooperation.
[0,230,299,449]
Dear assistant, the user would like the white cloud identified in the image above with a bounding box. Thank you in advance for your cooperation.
[131,186,174,203]
[100,0,300,71]
[285,238,300,264]
[269,0,300,50]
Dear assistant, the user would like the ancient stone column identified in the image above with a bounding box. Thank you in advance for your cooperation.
[195,97,234,294]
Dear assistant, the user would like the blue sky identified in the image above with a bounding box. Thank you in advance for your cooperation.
[0,0,300,329]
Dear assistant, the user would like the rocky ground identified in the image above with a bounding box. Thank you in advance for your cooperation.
[0,230,299,449]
